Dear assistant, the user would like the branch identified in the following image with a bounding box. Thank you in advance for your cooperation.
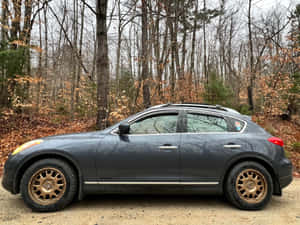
[107,0,117,30]
[79,0,97,15]
[269,36,299,68]
[48,5,92,80]
[253,19,291,72]
[30,0,54,33]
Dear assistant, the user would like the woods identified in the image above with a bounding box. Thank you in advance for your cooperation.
[0,1,300,173]
[0,0,299,119]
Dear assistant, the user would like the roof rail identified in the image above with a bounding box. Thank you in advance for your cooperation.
[147,103,171,109]
[172,104,227,111]
[149,103,228,112]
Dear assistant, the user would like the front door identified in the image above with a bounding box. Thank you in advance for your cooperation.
[97,111,181,182]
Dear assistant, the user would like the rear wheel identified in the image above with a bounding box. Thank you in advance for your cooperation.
[20,159,77,212]
[225,161,273,210]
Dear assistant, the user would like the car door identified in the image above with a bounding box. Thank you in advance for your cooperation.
[180,110,249,183]
[96,110,182,182]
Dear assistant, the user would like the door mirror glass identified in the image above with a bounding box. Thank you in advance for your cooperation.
[119,123,130,135]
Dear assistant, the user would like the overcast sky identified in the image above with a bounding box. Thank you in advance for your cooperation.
[0,0,298,69]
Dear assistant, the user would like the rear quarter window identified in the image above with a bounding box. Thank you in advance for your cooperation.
[227,117,246,132]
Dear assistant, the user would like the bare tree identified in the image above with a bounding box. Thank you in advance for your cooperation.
[141,0,151,107]
[203,0,208,83]
[96,0,110,129]
[247,0,255,111]
[0,0,9,42]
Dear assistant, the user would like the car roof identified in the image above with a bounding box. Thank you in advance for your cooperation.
[146,103,251,120]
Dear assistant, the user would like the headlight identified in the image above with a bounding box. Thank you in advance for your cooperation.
[12,140,43,155]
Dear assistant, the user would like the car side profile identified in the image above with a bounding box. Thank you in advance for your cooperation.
[2,104,293,212]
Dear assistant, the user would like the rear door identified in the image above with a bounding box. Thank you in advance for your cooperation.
[180,110,248,183]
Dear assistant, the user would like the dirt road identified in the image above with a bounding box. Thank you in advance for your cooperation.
[0,179,300,225]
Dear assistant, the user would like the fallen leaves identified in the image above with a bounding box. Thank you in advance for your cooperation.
[253,115,300,175]
[0,113,95,175]
[0,113,300,177]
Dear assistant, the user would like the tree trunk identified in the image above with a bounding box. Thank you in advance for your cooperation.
[23,0,33,44]
[70,0,78,117]
[166,3,176,99]
[96,0,110,129]
[1,0,9,42]
[36,2,43,112]
[141,0,151,108]
[0,0,9,107]
[75,2,85,105]
[115,0,121,96]
[11,0,21,41]
[203,0,208,84]
[190,0,198,99]
[247,0,255,111]
[154,1,162,100]
[43,2,49,95]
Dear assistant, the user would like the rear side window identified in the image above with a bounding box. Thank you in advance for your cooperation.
[186,113,228,133]
[227,117,246,132]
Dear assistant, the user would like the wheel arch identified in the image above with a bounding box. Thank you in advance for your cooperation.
[221,155,281,195]
[14,151,84,200]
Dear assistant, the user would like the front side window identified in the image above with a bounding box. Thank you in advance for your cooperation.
[187,113,228,133]
[130,114,178,134]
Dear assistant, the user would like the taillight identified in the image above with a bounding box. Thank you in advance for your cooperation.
[268,137,284,147]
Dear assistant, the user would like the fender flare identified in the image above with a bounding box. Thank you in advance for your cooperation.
[220,153,281,195]
[13,150,84,200]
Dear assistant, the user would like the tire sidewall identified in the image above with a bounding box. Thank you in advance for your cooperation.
[20,159,77,212]
[226,161,273,210]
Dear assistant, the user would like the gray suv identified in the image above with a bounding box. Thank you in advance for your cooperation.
[2,104,293,211]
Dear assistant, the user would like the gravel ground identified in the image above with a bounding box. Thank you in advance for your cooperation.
[0,179,300,225]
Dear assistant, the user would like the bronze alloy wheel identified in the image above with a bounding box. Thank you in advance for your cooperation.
[235,169,268,204]
[28,167,67,205]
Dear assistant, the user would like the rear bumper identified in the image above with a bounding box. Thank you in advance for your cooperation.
[279,174,293,189]
[277,158,293,189]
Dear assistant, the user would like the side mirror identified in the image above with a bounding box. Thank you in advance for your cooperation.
[119,123,130,135]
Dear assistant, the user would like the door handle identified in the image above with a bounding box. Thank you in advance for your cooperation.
[224,144,241,149]
[159,145,178,150]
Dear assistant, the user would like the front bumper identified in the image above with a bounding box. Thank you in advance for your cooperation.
[2,154,23,194]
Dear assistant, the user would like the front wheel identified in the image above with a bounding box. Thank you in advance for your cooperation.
[20,159,77,212]
[225,161,273,210]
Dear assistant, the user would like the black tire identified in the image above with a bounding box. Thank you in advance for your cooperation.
[225,161,273,210]
[20,159,77,212]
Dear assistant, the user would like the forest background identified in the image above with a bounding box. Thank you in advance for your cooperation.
[0,0,299,176]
